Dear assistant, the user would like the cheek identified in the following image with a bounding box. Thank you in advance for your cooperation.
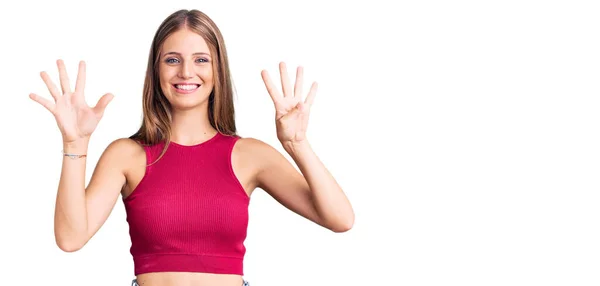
[159,68,175,85]
[197,67,214,84]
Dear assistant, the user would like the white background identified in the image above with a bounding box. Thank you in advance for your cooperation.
[1,0,599,285]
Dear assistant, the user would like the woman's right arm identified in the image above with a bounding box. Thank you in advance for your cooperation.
[29,59,127,252]
[55,137,138,252]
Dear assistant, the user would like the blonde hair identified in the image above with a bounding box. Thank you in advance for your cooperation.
[130,9,237,162]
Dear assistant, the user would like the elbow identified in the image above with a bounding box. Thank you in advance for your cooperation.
[54,223,89,252]
[55,235,86,253]
[56,240,84,253]
[332,221,353,233]
[332,225,352,233]
[330,215,354,233]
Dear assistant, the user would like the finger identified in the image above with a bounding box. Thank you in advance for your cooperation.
[280,102,303,121]
[40,71,61,101]
[29,93,55,113]
[261,70,281,103]
[294,66,303,98]
[75,61,86,94]
[296,101,306,115]
[93,93,114,116]
[57,59,71,95]
[304,82,318,106]
[279,62,293,97]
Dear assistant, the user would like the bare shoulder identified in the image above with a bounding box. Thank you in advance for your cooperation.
[103,138,147,194]
[103,137,145,158]
[230,136,281,195]
[90,138,146,191]
[233,136,270,150]
[233,137,280,164]
[231,136,318,226]
[80,137,148,246]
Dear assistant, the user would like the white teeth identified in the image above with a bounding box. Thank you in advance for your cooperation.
[175,84,199,90]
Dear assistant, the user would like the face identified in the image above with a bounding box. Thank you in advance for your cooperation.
[158,28,214,110]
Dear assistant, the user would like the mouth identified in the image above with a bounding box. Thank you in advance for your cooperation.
[172,83,201,94]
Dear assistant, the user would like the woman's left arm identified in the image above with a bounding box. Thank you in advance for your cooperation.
[253,62,354,233]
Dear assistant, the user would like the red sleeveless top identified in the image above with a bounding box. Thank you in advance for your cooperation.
[123,132,250,276]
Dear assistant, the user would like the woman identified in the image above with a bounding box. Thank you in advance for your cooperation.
[29,9,354,286]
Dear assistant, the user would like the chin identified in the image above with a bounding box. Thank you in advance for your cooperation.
[170,94,211,111]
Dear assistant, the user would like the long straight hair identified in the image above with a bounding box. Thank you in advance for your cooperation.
[130,9,237,162]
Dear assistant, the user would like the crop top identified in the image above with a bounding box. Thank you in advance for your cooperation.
[122,132,250,276]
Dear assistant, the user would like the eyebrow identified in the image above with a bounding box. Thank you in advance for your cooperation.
[162,52,211,57]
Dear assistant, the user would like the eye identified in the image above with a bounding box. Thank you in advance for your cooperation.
[165,58,179,64]
[196,58,209,63]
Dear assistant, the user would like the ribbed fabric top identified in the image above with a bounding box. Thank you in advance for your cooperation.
[123,132,250,276]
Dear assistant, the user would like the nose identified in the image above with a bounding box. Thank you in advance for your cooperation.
[178,61,194,79]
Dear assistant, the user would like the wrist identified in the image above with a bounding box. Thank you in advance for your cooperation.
[63,138,90,154]
[282,140,311,156]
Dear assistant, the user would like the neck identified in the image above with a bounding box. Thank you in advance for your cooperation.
[170,104,217,145]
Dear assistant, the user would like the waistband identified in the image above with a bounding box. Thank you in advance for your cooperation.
[131,278,249,285]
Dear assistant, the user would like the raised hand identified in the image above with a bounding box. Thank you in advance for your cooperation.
[261,62,318,145]
[29,60,114,144]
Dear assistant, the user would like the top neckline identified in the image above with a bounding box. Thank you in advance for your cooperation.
[168,132,221,148]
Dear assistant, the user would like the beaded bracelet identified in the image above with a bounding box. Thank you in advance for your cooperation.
[62,150,87,159]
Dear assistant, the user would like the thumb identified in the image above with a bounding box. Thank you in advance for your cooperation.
[93,93,114,115]
[290,102,305,117]
[280,102,303,121]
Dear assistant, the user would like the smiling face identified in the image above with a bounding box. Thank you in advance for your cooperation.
[158,28,214,110]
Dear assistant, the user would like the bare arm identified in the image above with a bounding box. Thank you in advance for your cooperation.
[256,62,354,233]
[29,59,124,252]
[241,138,354,233]
[55,138,136,252]
[281,140,354,232]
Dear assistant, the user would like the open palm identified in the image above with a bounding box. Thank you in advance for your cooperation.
[261,62,318,144]
[29,60,113,143]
